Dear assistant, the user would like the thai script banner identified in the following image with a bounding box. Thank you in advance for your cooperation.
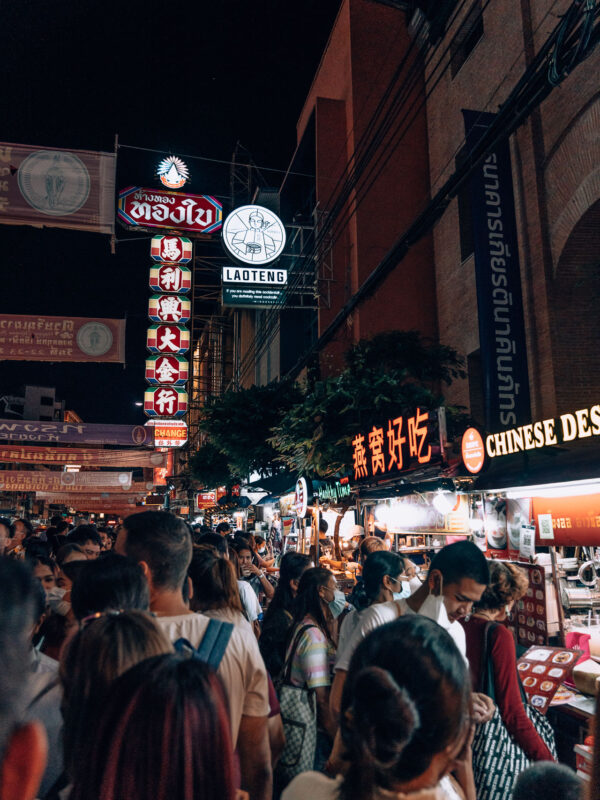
[0,419,152,446]
[463,110,531,432]
[0,471,132,491]
[0,445,165,468]
[0,315,126,363]
[36,493,143,504]
[0,142,115,234]
[34,482,152,498]
[118,187,222,236]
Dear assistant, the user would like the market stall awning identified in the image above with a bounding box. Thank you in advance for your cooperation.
[246,473,296,496]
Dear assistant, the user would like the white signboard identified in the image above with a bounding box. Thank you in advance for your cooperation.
[222,204,286,265]
[222,266,287,285]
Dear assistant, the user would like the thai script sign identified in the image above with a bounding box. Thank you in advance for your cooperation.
[532,495,600,547]
[0,142,115,234]
[0,315,125,363]
[351,409,433,483]
[0,445,166,468]
[0,419,151,446]
[0,471,132,491]
[118,186,222,235]
[463,110,530,432]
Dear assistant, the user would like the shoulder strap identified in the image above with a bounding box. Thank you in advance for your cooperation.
[283,623,318,684]
[196,618,234,670]
[173,619,234,671]
[479,621,500,700]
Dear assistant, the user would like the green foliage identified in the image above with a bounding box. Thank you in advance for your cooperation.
[188,442,237,489]
[199,380,302,478]
[270,331,466,478]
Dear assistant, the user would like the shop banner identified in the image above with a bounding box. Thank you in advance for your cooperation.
[36,493,142,505]
[0,142,115,234]
[532,494,600,547]
[0,471,132,492]
[0,445,165,468]
[0,315,126,363]
[463,110,531,432]
[0,419,152,446]
[35,482,151,500]
[117,187,222,236]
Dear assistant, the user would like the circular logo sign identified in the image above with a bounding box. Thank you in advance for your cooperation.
[18,151,90,216]
[222,204,286,265]
[462,428,485,474]
[157,156,190,189]
[76,323,113,356]
[295,477,309,518]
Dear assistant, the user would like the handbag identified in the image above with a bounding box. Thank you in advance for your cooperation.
[275,623,318,785]
[472,622,557,800]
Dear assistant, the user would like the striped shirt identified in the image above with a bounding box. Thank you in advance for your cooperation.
[286,617,335,689]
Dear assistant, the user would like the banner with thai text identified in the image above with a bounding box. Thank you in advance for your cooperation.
[36,493,143,505]
[0,142,115,234]
[463,110,531,432]
[0,444,165,468]
[34,482,151,499]
[0,315,126,363]
[0,471,132,492]
[0,419,152,446]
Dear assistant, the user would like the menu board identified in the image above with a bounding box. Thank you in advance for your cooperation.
[517,646,581,714]
[509,563,548,647]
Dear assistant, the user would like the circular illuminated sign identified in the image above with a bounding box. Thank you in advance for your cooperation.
[461,428,485,474]
[295,477,309,518]
[222,204,286,265]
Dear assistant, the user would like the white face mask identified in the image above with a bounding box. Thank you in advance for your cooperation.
[408,576,423,594]
[46,586,70,616]
[418,576,451,630]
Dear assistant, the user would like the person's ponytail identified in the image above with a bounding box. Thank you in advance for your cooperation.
[341,666,419,800]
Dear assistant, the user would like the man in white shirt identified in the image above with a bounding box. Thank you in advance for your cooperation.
[330,541,494,724]
[116,511,271,800]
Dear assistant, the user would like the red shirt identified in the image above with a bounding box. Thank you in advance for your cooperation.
[462,616,554,761]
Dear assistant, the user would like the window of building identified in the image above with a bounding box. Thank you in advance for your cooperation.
[456,147,474,261]
[450,1,484,78]
[39,415,53,421]
[40,396,53,405]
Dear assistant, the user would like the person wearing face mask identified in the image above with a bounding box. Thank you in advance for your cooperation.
[330,541,493,725]
[282,567,342,773]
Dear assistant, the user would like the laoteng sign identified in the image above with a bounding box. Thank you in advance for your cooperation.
[222,267,287,285]
[118,187,222,235]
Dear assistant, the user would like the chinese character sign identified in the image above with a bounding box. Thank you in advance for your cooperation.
[145,354,189,385]
[146,325,190,354]
[351,409,433,482]
[148,294,191,324]
[149,264,191,294]
[144,387,188,418]
[150,235,193,263]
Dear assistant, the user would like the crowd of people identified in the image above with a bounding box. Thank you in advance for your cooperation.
[0,510,595,800]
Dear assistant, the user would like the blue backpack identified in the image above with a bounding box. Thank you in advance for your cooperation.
[173,618,234,670]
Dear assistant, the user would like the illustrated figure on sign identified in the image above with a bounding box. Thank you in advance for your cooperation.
[159,327,179,352]
[156,357,178,384]
[160,267,180,291]
[156,389,176,415]
[44,156,65,209]
[231,210,276,260]
[159,296,182,322]
[162,237,181,262]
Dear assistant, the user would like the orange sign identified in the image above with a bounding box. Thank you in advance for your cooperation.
[532,495,600,546]
[462,428,485,474]
[351,408,433,482]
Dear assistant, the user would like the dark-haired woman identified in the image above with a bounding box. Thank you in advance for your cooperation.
[188,547,250,630]
[260,551,312,679]
[283,615,475,800]
[69,653,237,800]
[282,567,342,773]
[461,561,554,764]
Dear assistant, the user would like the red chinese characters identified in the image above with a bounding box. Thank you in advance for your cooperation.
[352,409,432,482]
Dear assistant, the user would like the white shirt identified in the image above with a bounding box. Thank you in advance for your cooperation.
[334,598,467,672]
[238,578,262,622]
[155,612,269,746]
[282,771,463,800]
[336,607,361,661]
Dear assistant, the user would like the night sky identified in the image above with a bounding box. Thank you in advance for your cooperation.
[0,0,341,423]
